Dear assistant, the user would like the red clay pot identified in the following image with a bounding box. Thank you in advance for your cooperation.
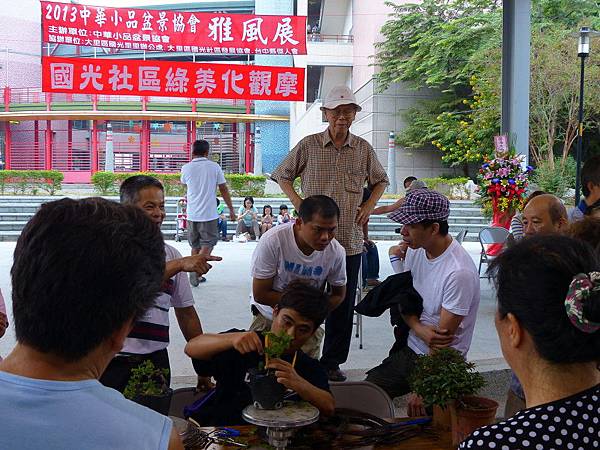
[450,396,499,446]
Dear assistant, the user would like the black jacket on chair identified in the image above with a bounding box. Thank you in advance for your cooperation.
[354,271,423,354]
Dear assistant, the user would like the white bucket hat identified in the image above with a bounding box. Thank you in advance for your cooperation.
[320,85,362,112]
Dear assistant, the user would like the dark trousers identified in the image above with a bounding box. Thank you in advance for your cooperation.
[365,346,417,399]
[99,348,171,393]
[362,242,380,285]
[218,218,228,238]
[321,253,362,370]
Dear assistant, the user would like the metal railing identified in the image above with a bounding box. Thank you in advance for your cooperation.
[307,34,353,43]
[2,87,251,110]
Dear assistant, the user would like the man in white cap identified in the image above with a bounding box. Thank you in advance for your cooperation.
[272,85,389,381]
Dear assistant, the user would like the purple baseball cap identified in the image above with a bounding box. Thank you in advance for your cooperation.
[388,188,450,224]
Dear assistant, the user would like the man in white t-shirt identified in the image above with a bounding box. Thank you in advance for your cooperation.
[366,189,480,415]
[181,140,235,285]
[250,195,347,358]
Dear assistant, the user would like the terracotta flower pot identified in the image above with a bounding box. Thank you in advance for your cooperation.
[450,396,499,446]
[432,405,452,432]
[247,368,286,410]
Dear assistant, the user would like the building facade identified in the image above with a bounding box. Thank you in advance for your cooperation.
[0,0,451,185]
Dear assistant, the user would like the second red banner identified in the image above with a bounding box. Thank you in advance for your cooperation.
[42,56,305,102]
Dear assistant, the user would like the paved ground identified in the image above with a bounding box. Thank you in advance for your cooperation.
[0,239,506,388]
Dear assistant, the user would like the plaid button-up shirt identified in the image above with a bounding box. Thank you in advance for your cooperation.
[271,130,389,255]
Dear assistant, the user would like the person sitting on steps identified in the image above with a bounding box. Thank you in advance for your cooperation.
[236,196,260,241]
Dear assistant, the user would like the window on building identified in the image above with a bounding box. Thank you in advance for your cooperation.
[306,66,323,105]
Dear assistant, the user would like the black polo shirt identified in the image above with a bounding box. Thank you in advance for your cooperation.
[190,329,330,426]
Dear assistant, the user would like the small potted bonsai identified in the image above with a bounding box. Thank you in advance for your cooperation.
[124,360,173,415]
[409,348,498,445]
[247,331,294,410]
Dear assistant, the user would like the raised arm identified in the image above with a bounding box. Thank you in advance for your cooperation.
[185,331,264,360]
[372,197,405,215]
[163,255,221,283]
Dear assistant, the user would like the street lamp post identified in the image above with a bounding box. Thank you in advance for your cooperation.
[574,27,590,205]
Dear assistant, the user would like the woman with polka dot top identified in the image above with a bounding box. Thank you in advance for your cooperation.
[460,235,600,449]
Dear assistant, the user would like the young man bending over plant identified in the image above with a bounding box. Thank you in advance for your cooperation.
[185,281,335,426]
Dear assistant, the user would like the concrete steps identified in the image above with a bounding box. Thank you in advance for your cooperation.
[0,196,489,242]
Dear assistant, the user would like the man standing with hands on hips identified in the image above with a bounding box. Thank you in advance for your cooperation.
[271,85,389,381]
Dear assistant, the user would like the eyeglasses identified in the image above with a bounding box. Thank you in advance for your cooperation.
[327,108,357,118]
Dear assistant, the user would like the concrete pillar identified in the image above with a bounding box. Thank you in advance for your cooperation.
[105,122,114,172]
[254,125,262,175]
[501,0,531,163]
[387,131,397,194]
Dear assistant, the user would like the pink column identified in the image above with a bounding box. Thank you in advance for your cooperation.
[45,120,52,170]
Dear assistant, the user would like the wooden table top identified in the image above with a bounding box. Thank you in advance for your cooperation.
[185,421,454,450]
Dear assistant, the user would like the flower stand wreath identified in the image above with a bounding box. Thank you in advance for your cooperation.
[477,151,532,256]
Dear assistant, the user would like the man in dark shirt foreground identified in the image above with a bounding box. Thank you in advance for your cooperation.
[185,281,335,426]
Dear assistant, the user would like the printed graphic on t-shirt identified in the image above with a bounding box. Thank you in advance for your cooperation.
[283,260,324,277]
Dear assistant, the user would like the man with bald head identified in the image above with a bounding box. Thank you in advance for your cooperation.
[522,193,568,237]
[504,193,568,418]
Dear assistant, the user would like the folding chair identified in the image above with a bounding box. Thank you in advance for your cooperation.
[455,229,468,245]
[353,258,364,349]
[329,381,395,418]
[478,226,510,277]
[168,387,206,419]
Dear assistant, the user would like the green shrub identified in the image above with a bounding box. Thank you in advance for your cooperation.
[91,172,118,195]
[91,171,267,198]
[421,177,470,199]
[0,170,63,195]
[409,348,485,409]
[123,360,169,400]
[225,174,266,197]
[531,157,576,200]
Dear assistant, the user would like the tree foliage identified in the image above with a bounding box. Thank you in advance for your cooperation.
[375,0,600,177]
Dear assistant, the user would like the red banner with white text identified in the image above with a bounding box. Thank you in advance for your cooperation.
[41,1,307,56]
[42,56,305,102]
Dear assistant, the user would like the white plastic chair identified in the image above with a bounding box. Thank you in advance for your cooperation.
[478,226,510,277]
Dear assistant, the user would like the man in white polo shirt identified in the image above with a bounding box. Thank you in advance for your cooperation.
[181,139,235,285]
[250,195,347,358]
[366,189,480,415]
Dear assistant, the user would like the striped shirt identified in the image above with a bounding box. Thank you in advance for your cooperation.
[121,243,194,355]
[509,213,524,241]
[271,130,389,255]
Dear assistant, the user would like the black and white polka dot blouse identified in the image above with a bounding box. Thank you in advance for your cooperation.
[459,384,600,449]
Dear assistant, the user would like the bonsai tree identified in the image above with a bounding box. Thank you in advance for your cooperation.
[248,331,294,410]
[123,360,170,400]
[260,330,294,371]
[409,348,485,410]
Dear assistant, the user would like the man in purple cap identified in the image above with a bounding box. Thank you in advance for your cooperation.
[366,189,480,415]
